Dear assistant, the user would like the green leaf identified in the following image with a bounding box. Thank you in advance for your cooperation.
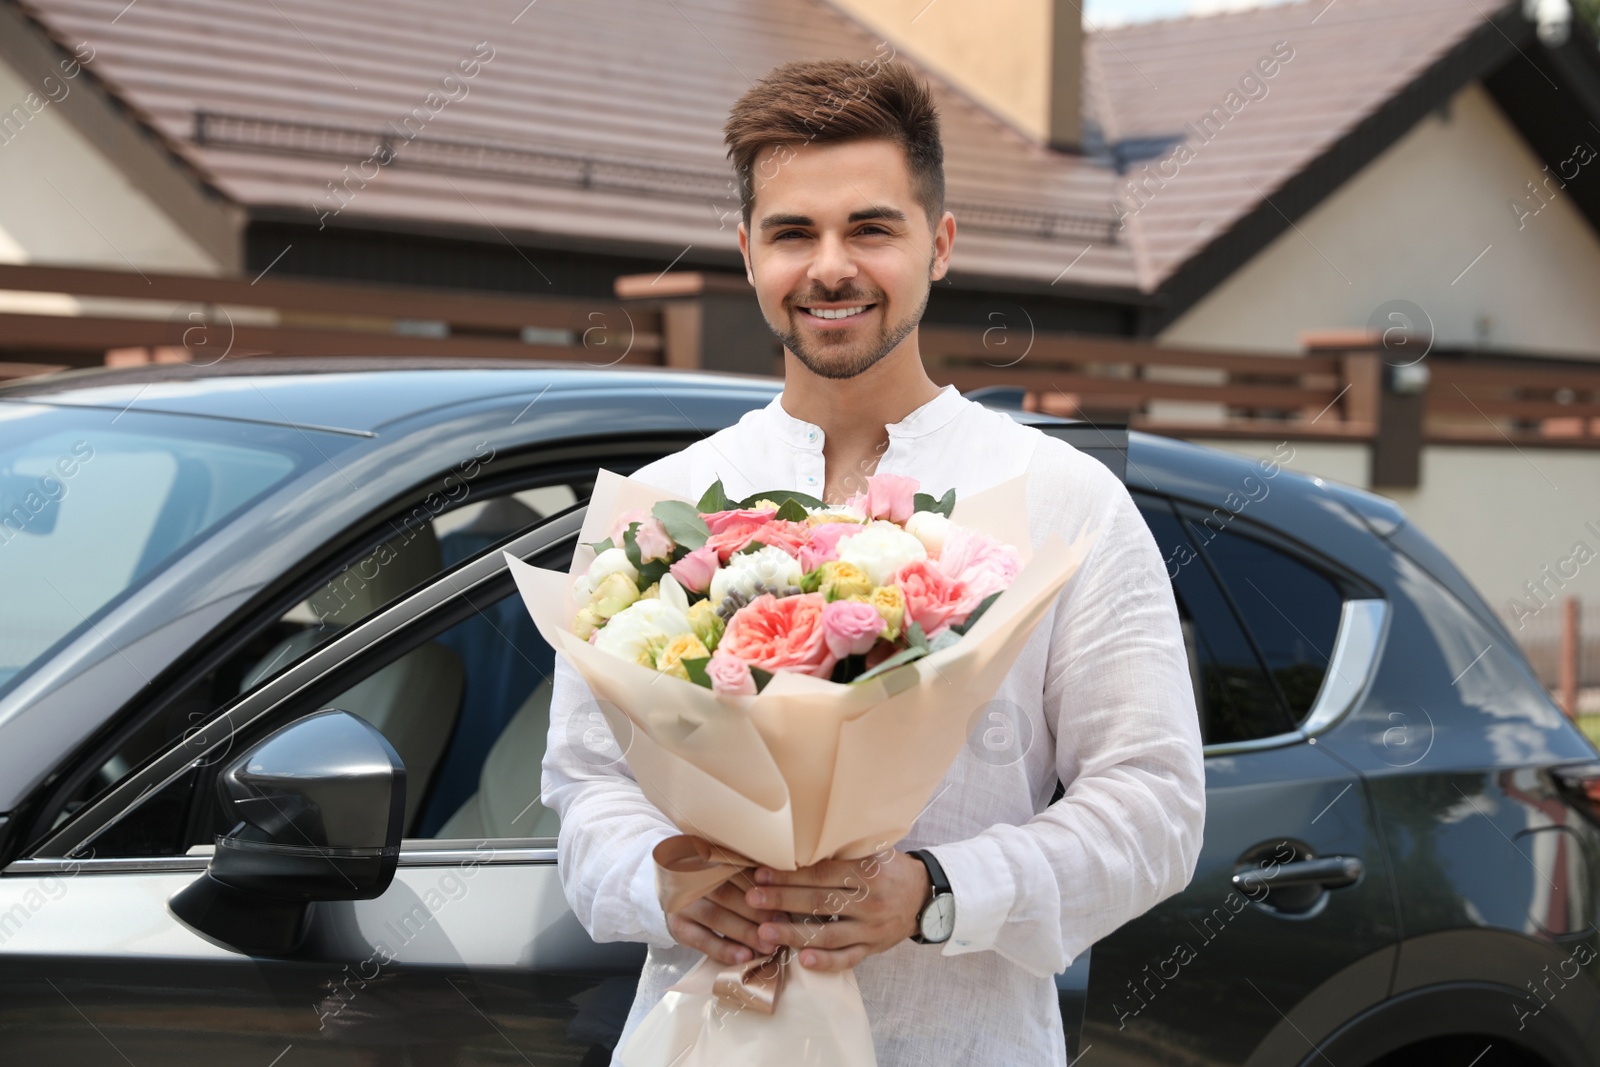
[749,665,774,693]
[697,479,732,513]
[950,591,1002,636]
[928,628,963,653]
[735,488,826,510]
[799,567,824,594]
[774,498,809,523]
[910,488,956,518]
[622,522,643,570]
[653,499,710,550]
[849,644,929,684]
[683,656,713,689]
[582,536,615,555]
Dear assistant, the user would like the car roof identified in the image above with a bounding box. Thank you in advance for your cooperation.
[0,357,788,435]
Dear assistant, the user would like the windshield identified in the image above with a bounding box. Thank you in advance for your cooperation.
[0,401,344,699]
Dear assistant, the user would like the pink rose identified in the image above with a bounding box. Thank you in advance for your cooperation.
[634,516,674,563]
[895,559,981,639]
[798,521,863,571]
[707,649,757,695]
[701,506,777,537]
[668,546,719,594]
[719,592,837,679]
[607,506,651,546]
[847,473,920,525]
[937,526,1022,601]
[820,598,885,659]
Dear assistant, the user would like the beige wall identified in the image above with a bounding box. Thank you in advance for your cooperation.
[1159,81,1600,357]
[824,0,1081,146]
[0,58,219,279]
[1198,439,1600,634]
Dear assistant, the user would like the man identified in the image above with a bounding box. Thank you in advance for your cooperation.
[541,57,1206,1065]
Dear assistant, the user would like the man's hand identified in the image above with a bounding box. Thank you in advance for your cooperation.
[742,849,931,972]
[665,877,789,967]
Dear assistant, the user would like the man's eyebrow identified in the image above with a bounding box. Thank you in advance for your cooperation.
[758,206,908,230]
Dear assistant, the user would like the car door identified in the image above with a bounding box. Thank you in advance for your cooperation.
[0,499,642,1065]
[1079,492,1399,1066]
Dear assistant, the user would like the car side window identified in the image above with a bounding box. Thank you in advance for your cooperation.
[40,475,585,839]
[1177,509,1346,723]
[178,540,574,847]
[1134,493,1297,746]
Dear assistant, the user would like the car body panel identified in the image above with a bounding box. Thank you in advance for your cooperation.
[5,359,1600,1064]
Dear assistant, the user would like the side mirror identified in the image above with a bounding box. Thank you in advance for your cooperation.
[168,709,405,956]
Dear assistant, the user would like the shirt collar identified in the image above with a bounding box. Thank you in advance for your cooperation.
[763,384,968,450]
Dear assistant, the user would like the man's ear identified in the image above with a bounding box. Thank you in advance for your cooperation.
[738,221,754,285]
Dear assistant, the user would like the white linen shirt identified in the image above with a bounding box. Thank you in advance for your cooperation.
[540,383,1206,1066]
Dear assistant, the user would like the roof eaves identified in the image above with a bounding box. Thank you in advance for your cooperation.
[3,0,245,268]
[1138,0,1531,335]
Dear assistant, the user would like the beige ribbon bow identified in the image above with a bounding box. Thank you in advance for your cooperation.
[652,835,794,1015]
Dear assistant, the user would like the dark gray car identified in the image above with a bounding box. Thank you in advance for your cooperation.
[0,358,1595,1065]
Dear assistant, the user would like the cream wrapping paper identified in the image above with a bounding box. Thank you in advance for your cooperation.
[503,468,1098,1067]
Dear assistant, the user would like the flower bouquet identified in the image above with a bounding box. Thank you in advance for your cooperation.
[504,468,1098,1067]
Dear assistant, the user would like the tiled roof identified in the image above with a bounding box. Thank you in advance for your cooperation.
[15,0,1503,296]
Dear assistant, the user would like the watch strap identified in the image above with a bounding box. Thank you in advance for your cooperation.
[908,849,953,944]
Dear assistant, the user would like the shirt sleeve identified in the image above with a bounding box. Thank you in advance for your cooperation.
[922,464,1207,979]
[540,650,682,949]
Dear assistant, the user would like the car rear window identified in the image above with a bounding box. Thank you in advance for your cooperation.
[0,401,332,700]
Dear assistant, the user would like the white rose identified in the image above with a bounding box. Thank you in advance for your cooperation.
[573,546,639,603]
[594,598,693,664]
[837,520,927,586]
[710,544,803,605]
[904,511,953,559]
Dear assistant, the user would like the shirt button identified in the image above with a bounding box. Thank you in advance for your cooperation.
[806,430,817,442]
[804,475,817,484]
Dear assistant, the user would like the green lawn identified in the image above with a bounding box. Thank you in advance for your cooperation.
[1578,714,1600,753]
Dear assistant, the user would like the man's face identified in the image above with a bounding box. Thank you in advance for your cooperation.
[738,138,953,380]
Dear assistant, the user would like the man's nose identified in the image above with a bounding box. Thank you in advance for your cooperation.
[807,232,857,290]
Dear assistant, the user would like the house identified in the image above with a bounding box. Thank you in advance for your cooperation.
[1,0,1597,629]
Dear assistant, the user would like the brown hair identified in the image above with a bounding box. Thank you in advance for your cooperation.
[722,56,945,234]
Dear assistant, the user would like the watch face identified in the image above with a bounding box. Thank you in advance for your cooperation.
[920,893,956,942]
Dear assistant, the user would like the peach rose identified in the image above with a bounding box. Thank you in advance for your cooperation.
[704,519,773,563]
[745,519,812,559]
[895,558,981,639]
[719,591,837,679]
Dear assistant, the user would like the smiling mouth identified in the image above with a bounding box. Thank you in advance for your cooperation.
[798,303,876,322]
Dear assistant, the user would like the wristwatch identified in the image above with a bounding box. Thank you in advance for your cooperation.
[907,849,955,944]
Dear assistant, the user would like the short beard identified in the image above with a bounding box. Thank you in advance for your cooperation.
[771,278,931,381]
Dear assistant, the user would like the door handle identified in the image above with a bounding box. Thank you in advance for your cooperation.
[1232,856,1362,896]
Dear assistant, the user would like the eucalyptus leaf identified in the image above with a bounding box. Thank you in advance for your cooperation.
[927,628,963,653]
[582,536,615,555]
[849,644,929,684]
[697,479,732,513]
[905,621,929,652]
[653,499,710,550]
